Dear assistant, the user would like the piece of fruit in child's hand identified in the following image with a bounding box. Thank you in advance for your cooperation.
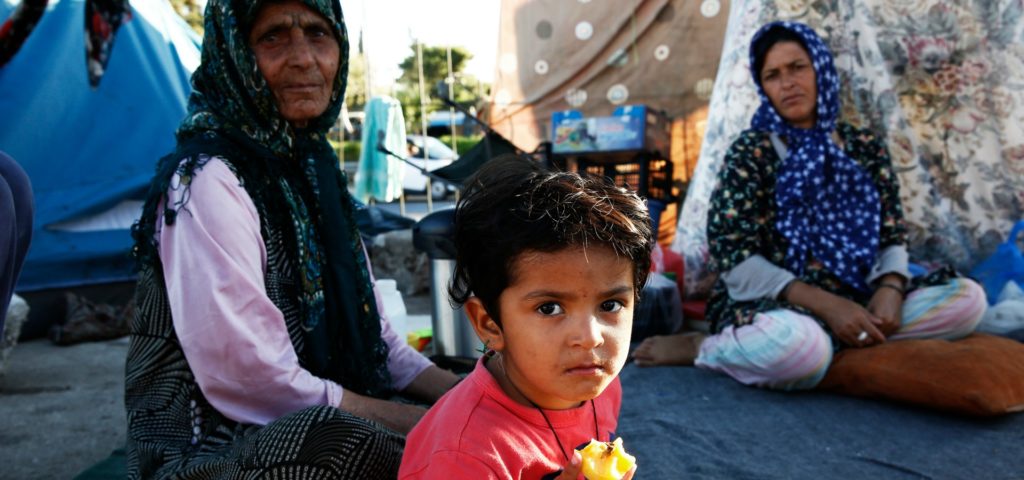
[577,437,636,480]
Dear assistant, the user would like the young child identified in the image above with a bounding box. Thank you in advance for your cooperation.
[399,155,651,479]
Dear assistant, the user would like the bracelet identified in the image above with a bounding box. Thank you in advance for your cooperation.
[876,283,905,297]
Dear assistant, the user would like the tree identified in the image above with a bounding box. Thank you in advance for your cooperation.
[345,53,369,111]
[396,43,489,131]
[398,44,471,92]
[169,0,204,35]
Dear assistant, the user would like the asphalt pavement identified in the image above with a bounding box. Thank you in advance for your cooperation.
[0,294,434,480]
[0,337,128,479]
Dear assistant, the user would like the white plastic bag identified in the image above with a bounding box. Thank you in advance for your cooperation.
[1,294,30,376]
[978,282,1024,336]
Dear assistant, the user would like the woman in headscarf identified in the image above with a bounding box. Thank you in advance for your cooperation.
[125,1,460,478]
[632,21,985,390]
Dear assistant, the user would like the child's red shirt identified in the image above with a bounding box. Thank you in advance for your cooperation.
[399,357,622,479]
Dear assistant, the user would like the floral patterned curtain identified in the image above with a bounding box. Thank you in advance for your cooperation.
[674,0,1024,298]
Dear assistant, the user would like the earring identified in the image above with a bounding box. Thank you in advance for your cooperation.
[476,339,491,355]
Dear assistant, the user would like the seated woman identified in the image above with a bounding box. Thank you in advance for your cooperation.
[0,150,32,337]
[125,1,459,478]
[632,21,986,390]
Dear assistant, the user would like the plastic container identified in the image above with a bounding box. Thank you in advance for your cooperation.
[413,208,482,359]
[376,278,407,337]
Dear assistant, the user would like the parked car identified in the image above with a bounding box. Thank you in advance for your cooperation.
[404,135,459,200]
[329,110,364,141]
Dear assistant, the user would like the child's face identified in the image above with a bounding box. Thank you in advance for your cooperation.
[474,245,635,410]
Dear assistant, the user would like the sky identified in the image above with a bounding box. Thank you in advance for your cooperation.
[343,0,502,88]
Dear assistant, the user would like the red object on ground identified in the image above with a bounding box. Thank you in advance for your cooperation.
[661,247,685,298]
[682,300,706,320]
[651,245,685,298]
[650,246,705,322]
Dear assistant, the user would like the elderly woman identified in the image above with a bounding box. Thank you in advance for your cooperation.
[632,21,985,390]
[125,1,459,478]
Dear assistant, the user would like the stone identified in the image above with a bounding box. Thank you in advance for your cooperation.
[369,230,430,297]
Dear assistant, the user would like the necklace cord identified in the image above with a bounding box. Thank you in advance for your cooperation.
[498,354,599,462]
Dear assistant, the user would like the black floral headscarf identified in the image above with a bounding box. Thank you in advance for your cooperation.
[177,0,347,152]
[133,0,392,397]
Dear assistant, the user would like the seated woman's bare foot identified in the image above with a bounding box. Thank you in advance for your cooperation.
[631,332,706,367]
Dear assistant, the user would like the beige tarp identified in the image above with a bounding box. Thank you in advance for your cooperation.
[487,0,730,153]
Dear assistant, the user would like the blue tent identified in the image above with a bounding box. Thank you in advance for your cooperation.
[0,0,200,291]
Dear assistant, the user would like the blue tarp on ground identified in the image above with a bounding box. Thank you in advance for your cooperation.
[0,0,200,291]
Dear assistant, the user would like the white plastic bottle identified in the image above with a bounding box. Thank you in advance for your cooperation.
[376,279,408,336]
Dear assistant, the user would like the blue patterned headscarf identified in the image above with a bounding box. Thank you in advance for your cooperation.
[748,21,880,292]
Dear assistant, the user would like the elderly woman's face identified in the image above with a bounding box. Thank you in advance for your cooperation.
[249,0,339,128]
[760,41,817,129]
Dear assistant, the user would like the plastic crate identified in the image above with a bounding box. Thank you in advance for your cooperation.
[580,156,674,202]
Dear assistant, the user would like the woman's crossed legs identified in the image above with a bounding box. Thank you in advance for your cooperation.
[633,278,986,390]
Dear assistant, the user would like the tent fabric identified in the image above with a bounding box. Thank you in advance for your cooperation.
[673,1,1024,298]
[431,130,521,186]
[0,0,200,291]
[486,0,729,151]
[355,95,406,203]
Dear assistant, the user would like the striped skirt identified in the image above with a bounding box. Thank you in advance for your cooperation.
[695,278,986,390]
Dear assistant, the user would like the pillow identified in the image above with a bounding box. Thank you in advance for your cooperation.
[817,333,1024,416]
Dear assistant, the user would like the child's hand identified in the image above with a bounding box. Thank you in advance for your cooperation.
[553,450,583,479]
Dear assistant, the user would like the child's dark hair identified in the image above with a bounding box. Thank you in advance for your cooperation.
[449,154,653,325]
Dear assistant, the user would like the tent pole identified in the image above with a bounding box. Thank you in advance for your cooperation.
[447,46,458,156]
[417,40,432,212]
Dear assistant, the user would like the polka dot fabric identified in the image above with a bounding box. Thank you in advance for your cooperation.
[748,21,880,292]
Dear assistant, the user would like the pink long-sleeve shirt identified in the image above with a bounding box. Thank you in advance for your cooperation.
[158,157,431,426]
